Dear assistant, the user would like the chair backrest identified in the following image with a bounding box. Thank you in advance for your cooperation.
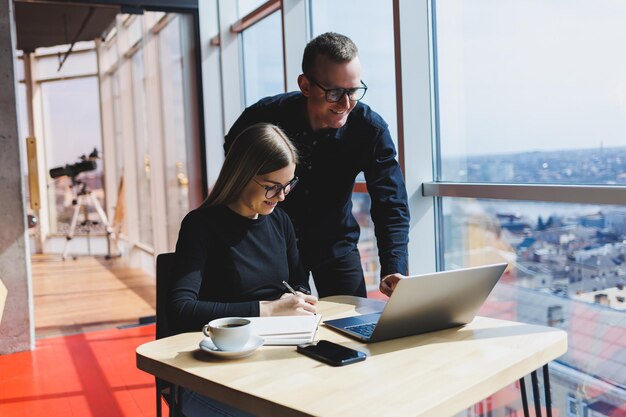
[155,252,182,417]
[156,252,176,340]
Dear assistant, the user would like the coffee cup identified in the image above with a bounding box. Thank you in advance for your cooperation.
[202,318,251,351]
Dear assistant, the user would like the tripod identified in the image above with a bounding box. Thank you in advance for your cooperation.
[62,177,114,261]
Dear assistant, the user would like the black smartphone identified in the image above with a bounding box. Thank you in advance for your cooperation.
[297,340,367,366]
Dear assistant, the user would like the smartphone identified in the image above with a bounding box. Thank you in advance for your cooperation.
[297,340,367,366]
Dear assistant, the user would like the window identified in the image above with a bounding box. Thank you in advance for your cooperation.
[352,193,379,288]
[434,0,626,184]
[441,198,626,400]
[110,72,124,192]
[432,0,626,415]
[311,0,398,288]
[568,394,579,417]
[41,77,103,234]
[238,0,267,17]
[310,0,398,145]
[158,16,191,250]
[130,47,154,247]
[35,42,98,82]
[241,9,285,105]
[547,305,565,327]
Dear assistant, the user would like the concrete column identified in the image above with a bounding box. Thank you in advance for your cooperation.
[0,0,35,353]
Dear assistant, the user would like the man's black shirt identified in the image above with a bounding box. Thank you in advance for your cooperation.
[225,92,409,278]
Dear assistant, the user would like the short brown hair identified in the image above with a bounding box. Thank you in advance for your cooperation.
[302,32,358,75]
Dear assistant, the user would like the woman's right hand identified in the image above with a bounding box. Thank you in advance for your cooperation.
[259,293,318,316]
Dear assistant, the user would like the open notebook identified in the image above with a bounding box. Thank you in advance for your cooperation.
[248,315,322,345]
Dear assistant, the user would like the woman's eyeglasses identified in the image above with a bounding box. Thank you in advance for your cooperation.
[253,177,299,199]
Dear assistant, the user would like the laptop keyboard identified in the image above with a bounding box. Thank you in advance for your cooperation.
[345,322,377,338]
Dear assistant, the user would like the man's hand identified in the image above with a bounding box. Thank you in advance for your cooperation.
[379,273,406,297]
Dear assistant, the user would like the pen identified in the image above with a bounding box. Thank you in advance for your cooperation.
[283,280,316,315]
[282,280,298,296]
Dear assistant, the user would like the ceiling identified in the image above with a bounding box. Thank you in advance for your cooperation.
[14,1,120,52]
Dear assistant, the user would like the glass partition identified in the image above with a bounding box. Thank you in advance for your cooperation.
[311,0,398,289]
[310,0,398,145]
[130,47,154,248]
[37,52,97,80]
[442,198,626,416]
[241,10,285,105]
[158,16,191,250]
[40,77,104,235]
[434,0,626,184]
[433,1,626,414]
[237,0,268,17]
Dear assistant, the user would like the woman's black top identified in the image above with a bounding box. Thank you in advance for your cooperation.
[168,205,309,332]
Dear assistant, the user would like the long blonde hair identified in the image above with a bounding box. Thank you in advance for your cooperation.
[202,123,298,208]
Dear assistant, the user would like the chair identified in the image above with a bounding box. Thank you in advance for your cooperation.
[156,252,183,417]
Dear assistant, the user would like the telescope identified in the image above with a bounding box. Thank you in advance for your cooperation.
[49,148,99,179]
[49,160,97,179]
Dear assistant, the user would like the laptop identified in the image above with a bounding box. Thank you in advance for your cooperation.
[324,263,507,343]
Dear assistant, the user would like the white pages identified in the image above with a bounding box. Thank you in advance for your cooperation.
[248,315,322,346]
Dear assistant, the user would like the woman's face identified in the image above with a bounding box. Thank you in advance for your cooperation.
[230,162,296,219]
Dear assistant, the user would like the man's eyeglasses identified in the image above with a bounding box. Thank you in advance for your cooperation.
[253,177,299,199]
[307,76,368,103]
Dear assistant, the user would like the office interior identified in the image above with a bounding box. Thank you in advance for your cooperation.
[1,0,625,416]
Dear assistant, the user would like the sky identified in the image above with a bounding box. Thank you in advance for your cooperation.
[22,0,626,169]
[436,0,626,157]
[302,0,626,157]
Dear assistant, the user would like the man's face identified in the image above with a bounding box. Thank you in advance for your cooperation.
[298,55,362,131]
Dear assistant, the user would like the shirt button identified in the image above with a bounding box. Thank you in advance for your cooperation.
[313,140,318,146]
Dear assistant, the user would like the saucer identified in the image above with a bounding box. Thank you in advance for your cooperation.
[199,334,264,359]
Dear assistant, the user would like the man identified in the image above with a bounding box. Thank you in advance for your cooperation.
[225,32,409,298]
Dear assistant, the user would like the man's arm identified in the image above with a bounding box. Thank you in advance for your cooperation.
[363,126,410,294]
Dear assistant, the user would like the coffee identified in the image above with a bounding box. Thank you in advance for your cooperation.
[218,323,245,328]
[203,318,252,351]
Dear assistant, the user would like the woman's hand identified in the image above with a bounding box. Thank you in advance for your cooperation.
[259,292,318,316]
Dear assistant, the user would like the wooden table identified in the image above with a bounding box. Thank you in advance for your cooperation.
[136,296,568,417]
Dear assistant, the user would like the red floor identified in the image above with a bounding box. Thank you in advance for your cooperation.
[0,325,161,417]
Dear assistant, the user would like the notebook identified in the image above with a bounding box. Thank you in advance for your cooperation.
[324,263,507,343]
[248,315,322,345]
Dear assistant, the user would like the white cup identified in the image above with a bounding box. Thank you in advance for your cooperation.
[202,318,251,351]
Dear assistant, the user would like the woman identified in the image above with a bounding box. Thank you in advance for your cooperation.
[169,123,317,417]
[169,122,317,333]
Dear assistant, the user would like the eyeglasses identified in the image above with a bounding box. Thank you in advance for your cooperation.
[307,76,368,103]
[253,176,299,199]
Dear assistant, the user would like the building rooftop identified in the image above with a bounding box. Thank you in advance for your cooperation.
[574,286,626,311]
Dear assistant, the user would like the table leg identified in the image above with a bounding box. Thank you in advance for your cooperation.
[543,365,552,417]
[519,377,530,417]
[531,370,543,417]
[156,379,163,417]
